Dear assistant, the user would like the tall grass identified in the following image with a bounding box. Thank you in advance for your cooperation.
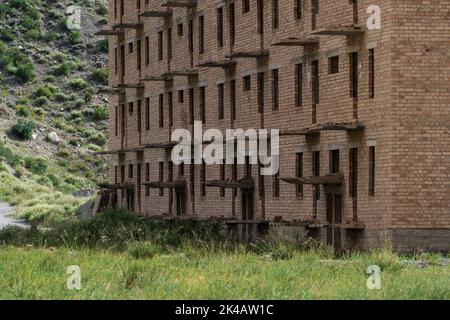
[0,246,447,300]
[0,209,448,299]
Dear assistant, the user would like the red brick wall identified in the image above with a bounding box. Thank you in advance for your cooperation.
[103,0,449,248]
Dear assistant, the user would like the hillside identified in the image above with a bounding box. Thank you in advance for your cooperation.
[0,0,109,224]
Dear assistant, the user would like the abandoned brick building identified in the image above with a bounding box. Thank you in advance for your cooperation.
[97,0,450,251]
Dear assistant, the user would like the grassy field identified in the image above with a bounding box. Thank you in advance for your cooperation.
[0,210,448,300]
[0,246,448,299]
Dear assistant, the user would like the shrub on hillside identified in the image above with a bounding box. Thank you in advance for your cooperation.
[21,15,41,30]
[9,119,36,140]
[0,43,36,83]
[0,40,8,54]
[0,28,16,42]
[25,29,42,40]
[24,157,48,175]
[95,38,108,54]
[9,0,30,10]
[68,78,88,90]
[34,96,48,107]
[35,85,57,99]
[52,62,74,77]
[54,92,68,102]
[0,141,22,167]
[25,5,40,20]
[44,31,59,42]
[95,3,108,16]
[91,68,108,84]
[93,105,108,121]
[87,131,107,146]
[15,104,30,117]
[32,108,45,121]
[15,62,35,83]
[68,31,81,44]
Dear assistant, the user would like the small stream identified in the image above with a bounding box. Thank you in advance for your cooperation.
[0,202,27,229]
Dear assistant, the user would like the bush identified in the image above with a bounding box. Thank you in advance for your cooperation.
[44,75,55,82]
[21,15,41,30]
[25,157,48,175]
[91,68,108,84]
[14,164,25,178]
[68,31,81,44]
[96,3,108,16]
[5,63,17,75]
[68,139,79,147]
[95,38,108,54]
[25,5,41,20]
[35,85,57,99]
[93,105,108,121]
[52,62,74,77]
[34,96,48,107]
[54,92,68,102]
[0,141,22,167]
[73,98,85,109]
[15,105,30,117]
[87,132,107,146]
[53,52,67,62]
[9,0,30,10]
[25,29,42,40]
[15,62,35,83]
[9,119,36,140]
[0,40,8,54]
[32,108,45,121]
[44,31,58,42]
[59,18,70,31]
[0,28,16,42]
[47,173,61,188]
[68,77,88,89]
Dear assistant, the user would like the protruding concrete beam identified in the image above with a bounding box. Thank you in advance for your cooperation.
[197,60,237,69]
[205,178,255,189]
[98,183,135,190]
[140,10,172,18]
[226,50,269,59]
[141,75,174,82]
[162,0,197,8]
[271,37,319,47]
[143,180,187,189]
[281,174,344,186]
[98,87,125,95]
[95,30,124,36]
[112,23,144,30]
[280,122,365,137]
[116,83,145,89]
[309,25,364,36]
[166,70,199,77]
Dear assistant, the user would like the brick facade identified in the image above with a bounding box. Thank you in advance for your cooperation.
[100,0,450,251]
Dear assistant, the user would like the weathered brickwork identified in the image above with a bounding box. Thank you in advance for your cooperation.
[101,0,450,251]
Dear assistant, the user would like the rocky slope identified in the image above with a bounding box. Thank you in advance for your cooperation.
[0,0,109,224]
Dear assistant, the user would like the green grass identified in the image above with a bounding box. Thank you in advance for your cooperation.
[0,210,448,300]
[0,246,447,300]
